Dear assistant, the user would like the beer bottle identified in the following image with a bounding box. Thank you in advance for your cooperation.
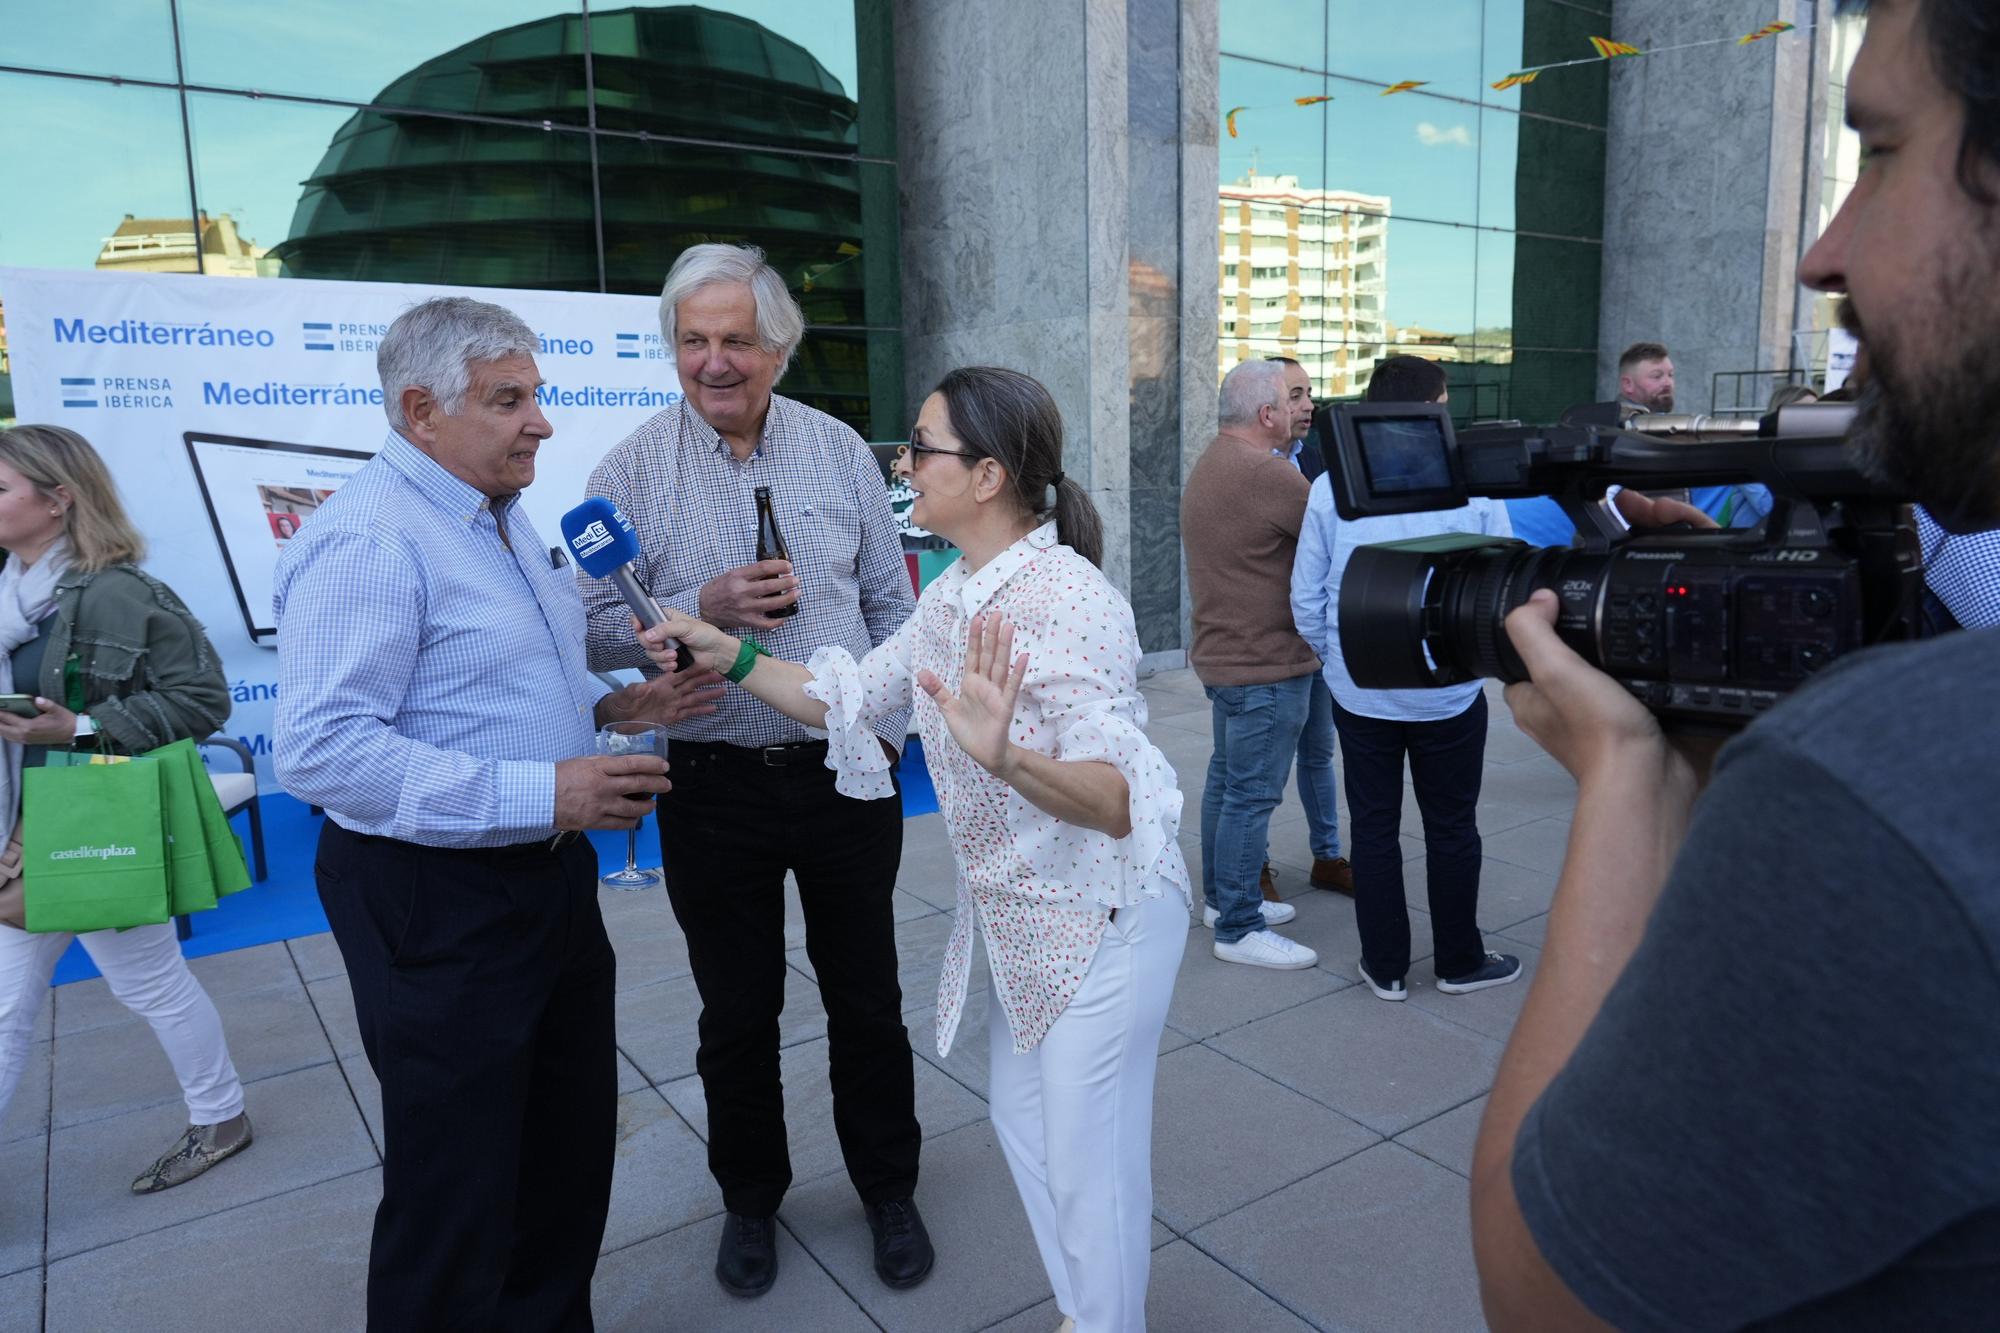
[753,486,798,618]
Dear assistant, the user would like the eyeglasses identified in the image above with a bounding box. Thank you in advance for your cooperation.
[896,441,981,463]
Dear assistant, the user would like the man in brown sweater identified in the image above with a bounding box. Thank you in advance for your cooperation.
[1180,360,1322,969]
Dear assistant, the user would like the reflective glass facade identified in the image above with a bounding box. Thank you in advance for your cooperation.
[1219,0,1611,424]
[0,2,901,436]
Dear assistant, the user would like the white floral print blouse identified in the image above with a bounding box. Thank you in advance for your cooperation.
[800,523,1193,1055]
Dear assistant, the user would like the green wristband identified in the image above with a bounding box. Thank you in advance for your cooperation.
[724,637,766,684]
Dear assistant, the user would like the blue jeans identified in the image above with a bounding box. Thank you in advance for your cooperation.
[1293,676,1342,861]
[1200,676,1314,944]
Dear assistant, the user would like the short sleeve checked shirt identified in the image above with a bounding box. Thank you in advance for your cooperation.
[580,393,914,746]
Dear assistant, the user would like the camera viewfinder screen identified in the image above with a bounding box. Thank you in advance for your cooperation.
[1356,415,1455,497]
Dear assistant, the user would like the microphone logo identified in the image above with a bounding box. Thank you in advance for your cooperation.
[568,519,616,559]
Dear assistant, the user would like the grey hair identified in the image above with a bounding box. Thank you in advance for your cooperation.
[658,243,806,379]
[378,296,539,431]
[1218,359,1288,428]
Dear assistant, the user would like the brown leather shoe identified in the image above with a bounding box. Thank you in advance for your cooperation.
[1311,857,1355,895]
[1259,862,1281,902]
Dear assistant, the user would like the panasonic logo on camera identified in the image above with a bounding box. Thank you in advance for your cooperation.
[49,844,140,862]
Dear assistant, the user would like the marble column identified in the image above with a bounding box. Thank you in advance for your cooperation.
[894,0,1219,658]
[1598,0,1833,413]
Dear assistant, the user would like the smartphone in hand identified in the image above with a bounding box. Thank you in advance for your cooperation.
[0,695,43,718]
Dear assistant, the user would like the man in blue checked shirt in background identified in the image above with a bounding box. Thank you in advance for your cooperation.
[579,244,931,1300]
[273,296,714,1333]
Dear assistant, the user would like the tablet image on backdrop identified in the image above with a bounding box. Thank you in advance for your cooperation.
[184,432,372,646]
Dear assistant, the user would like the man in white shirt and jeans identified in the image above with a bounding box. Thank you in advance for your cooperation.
[1290,355,1521,1000]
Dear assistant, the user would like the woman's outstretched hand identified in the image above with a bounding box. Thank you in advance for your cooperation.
[640,610,737,676]
[919,613,1028,777]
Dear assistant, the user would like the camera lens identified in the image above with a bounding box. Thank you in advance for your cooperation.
[1340,539,1607,688]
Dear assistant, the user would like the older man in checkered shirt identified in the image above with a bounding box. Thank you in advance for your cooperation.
[580,243,929,1300]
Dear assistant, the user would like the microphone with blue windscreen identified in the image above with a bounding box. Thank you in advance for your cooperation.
[561,496,680,659]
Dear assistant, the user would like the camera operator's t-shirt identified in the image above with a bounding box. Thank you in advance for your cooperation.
[1513,626,2000,1330]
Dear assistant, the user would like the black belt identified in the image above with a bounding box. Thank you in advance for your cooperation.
[670,738,829,768]
[343,827,581,856]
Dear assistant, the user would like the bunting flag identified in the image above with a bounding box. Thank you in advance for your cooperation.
[1738,20,1797,44]
[1227,17,1807,140]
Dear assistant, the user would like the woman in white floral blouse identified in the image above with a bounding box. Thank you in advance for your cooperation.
[647,366,1192,1333]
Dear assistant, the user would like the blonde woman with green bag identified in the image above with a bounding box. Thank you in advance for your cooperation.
[0,425,252,1193]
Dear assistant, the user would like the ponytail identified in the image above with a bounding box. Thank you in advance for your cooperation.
[1049,474,1103,568]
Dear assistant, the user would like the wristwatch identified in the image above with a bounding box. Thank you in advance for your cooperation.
[73,713,97,740]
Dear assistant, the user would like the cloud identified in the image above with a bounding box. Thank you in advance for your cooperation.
[1416,122,1474,148]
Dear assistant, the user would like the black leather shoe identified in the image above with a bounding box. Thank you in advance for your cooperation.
[865,1196,935,1289]
[714,1212,777,1298]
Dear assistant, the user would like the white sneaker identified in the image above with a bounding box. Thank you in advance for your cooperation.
[1202,900,1297,929]
[1213,929,1318,969]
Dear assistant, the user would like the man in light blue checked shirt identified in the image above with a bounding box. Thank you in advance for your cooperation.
[579,244,932,1300]
[273,296,705,1332]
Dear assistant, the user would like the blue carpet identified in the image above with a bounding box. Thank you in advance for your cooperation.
[53,738,942,985]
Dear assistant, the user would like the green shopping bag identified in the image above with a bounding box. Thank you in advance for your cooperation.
[46,741,247,912]
[21,755,172,933]
[178,742,252,901]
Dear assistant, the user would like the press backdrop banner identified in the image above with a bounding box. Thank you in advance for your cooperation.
[2,267,682,787]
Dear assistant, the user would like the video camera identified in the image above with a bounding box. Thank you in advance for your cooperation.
[1324,401,1921,730]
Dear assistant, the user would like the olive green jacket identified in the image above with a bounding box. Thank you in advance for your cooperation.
[33,565,230,753]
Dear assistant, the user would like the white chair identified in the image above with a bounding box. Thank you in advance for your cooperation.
[198,735,268,882]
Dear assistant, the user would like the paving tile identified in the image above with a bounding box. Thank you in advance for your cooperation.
[307,974,363,1060]
[1496,911,1548,950]
[593,1215,875,1333]
[1403,854,1560,934]
[600,1089,719,1255]
[336,1053,382,1156]
[1210,987,1501,1137]
[1162,913,1347,1042]
[1395,1094,1488,1179]
[1151,1044,1379,1232]
[0,1268,41,1333]
[45,1166,377,1332]
[895,813,964,912]
[785,1120,1051,1333]
[47,1061,377,1261]
[1406,940,1541,1042]
[1205,886,1436,988]
[662,1034,988,1196]
[1189,1142,1485,1332]
[0,1040,49,1145]
[786,909,959,1017]
[0,1135,45,1278]
[53,979,333,1130]
[1481,814,1574,876]
[185,941,302,997]
[599,889,693,990]
[285,930,347,982]
[30,996,49,1045]
[53,941,305,1040]
[613,966,827,1087]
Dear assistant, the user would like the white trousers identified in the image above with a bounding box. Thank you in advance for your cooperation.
[0,920,245,1126]
[987,893,1187,1333]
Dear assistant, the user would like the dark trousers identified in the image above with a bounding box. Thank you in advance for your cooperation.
[1332,695,1489,982]
[316,822,617,1333]
[660,740,919,1218]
